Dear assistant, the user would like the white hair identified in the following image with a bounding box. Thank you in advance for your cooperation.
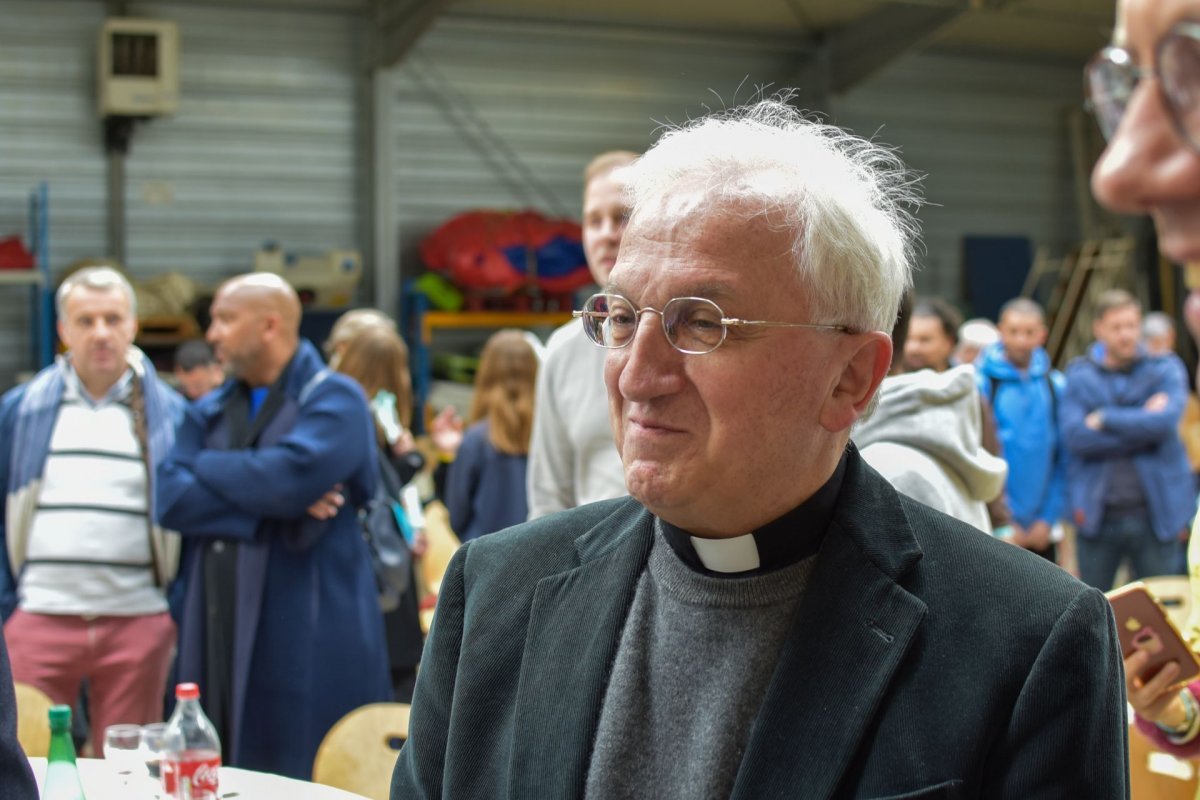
[623,98,921,334]
[56,266,137,319]
[958,318,1000,348]
[1143,311,1174,340]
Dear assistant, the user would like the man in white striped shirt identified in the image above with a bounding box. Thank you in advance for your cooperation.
[0,267,184,750]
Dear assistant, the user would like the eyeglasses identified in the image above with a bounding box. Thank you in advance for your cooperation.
[1085,21,1200,152]
[572,292,852,356]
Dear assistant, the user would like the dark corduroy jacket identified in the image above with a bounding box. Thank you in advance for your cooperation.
[392,447,1129,799]
[0,626,35,800]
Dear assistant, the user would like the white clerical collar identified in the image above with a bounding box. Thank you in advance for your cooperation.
[656,450,849,578]
[689,533,761,573]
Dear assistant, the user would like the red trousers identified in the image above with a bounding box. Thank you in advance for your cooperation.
[4,610,176,750]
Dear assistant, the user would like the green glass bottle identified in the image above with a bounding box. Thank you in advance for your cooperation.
[43,704,86,800]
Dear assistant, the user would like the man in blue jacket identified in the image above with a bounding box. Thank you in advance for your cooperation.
[976,298,1067,563]
[156,273,390,779]
[1062,288,1196,591]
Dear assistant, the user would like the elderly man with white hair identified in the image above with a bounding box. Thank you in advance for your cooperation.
[391,100,1127,799]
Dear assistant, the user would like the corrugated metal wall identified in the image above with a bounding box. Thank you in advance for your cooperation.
[125,1,364,283]
[391,18,1083,310]
[0,1,109,387]
[834,51,1083,300]
[389,16,810,283]
[1,1,1084,387]
[0,0,364,390]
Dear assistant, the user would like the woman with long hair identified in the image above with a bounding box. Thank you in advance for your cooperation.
[335,323,422,484]
[444,330,539,541]
[330,316,424,702]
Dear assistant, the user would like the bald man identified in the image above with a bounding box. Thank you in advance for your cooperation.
[157,273,390,779]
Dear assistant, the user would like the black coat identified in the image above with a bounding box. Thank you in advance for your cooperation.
[392,447,1128,799]
[0,627,35,800]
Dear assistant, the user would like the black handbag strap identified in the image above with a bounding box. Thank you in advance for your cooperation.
[375,448,406,500]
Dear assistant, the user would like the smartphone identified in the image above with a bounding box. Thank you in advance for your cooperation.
[1106,582,1200,688]
[371,391,403,446]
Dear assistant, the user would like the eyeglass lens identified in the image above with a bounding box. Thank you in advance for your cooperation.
[582,294,727,353]
[1087,27,1200,149]
[1161,29,1200,147]
[1087,54,1135,140]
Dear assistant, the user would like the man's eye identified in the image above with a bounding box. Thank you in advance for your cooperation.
[687,317,722,332]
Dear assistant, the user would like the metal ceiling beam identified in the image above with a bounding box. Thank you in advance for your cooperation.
[370,0,454,69]
[824,3,966,94]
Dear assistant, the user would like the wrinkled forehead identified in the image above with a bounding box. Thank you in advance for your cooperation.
[1114,0,1200,50]
[63,285,132,317]
[625,191,795,259]
[1098,305,1142,327]
[615,196,796,284]
[211,286,259,317]
[1113,0,1129,46]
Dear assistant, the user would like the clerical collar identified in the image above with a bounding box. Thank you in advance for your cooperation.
[659,452,847,577]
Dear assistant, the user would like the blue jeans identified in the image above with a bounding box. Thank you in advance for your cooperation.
[1077,507,1180,591]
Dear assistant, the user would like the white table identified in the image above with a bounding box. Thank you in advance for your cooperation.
[29,757,370,799]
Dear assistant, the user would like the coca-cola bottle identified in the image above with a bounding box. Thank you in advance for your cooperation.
[161,683,221,799]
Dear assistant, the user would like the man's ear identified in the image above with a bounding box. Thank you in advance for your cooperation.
[819,331,892,433]
[261,311,281,341]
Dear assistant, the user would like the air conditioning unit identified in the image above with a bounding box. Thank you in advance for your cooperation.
[254,244,364,309]
[98,18,179,117]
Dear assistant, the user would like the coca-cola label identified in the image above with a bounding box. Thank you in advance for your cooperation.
[162,749,220,798]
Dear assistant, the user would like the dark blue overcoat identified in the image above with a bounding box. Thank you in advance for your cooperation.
[157,340,390,778]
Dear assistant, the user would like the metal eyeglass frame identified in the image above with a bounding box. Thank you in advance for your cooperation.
[1084,21,1200,154]
[571,292,853,356]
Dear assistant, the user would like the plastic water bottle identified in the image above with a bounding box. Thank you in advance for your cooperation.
[161,683,221,799]
[43,705,86,800]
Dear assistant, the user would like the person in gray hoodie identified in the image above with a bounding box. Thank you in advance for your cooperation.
[854,295,1007,531]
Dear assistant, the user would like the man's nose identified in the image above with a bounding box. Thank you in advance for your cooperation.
[1092,81,1182,215]
[615,309,684,401]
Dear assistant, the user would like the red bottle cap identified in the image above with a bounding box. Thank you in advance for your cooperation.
[175,682,200,700]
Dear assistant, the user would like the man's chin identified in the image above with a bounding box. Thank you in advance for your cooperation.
[624,462,679,510]
[86,353,120,371]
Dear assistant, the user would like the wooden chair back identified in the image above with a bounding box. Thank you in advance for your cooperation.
[420,500,460,595]
[1129,723,1199,800]
[12,681,53,757]
[312,702,411,800]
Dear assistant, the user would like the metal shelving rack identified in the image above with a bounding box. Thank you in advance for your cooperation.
[0,183,55,370]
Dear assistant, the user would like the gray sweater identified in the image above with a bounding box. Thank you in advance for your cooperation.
[584,525,815,800]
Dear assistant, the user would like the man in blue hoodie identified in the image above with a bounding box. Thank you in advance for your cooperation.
[976,298,1067,564]
[1062,289,1196,591]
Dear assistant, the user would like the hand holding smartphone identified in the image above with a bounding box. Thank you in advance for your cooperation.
[1106,582,1200,690]
[371,390,404,446]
